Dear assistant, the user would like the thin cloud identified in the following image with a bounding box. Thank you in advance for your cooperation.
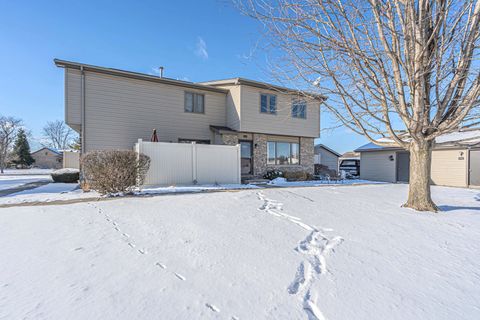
[195,37,209,60]
[149,67,161,76]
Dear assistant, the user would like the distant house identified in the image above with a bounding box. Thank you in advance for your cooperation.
[355,129,480,188]
[314,144,341,173]
[339,151,360,162]
[31,147,62,169]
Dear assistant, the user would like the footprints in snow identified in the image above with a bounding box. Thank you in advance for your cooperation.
[155,262,166,269]
[256,191,343,320]
[205,303,220,312]
[90,203,175,281]
[257,192,315,231]
[174,273,186,281]
[91,203,231,317]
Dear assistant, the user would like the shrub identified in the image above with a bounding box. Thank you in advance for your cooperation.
[283,171,313,181]
[314,164,338,178]
[51,168,80,183]
[263,169,284,180]
[81,150,150,195]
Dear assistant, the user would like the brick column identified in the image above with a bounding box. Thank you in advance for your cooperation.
[300,137,314,175]
[253,133,267,176]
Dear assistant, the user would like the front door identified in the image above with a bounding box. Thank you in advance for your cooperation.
[396,152,410,182]
[469,150,480,186]
[240,141,253,175]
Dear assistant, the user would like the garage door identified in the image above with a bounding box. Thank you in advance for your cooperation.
[396,152,410,182]
[469,150,480,186]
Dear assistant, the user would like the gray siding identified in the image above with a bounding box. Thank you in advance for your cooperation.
[360,151,397,182]
[65,68,82,129]
[315,147,339,171]
[240,85,320,138]
[82,71,227,151]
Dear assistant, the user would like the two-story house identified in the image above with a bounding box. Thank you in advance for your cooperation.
[55,59,324,178]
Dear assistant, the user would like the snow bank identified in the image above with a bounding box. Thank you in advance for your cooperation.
[137,183,260,195]
[52,168,80,174]
[267,178,382,187]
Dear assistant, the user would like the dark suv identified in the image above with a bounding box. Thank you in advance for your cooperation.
[339,159,360,177]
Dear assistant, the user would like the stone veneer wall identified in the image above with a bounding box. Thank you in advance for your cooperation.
[252,134,314,177]
[221,133,239,146]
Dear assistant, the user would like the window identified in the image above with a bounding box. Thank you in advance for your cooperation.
[292,99,307,119]
[267,141,300,165]
[260,94,277,114]
[185,92,205,113]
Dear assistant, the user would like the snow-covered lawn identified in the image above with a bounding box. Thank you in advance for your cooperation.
[1,184,479,319]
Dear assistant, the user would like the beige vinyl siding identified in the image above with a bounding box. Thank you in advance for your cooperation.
[360,151,396,182]
[431,149,468,187]
[266,135,300,143]
[65,68,82,129]
[83,71,227,152]
[240,85,320,138]
[316,147,339,171]
[31,149,62,169]
[226,85,241,130]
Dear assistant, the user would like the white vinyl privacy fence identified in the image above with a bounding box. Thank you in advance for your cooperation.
[135,139,241,186]
[63,151,80,169]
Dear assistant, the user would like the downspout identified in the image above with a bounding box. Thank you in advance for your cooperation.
[80,66,85,154]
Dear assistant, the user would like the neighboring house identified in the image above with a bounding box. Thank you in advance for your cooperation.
[55,59,325,177]
[355,129,480,188]
[31,147,63,169]
[314,144,340,173]
[339,151,360,162]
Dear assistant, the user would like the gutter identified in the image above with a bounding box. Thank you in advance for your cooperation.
[80,66,85,154]
[54,59,229,94]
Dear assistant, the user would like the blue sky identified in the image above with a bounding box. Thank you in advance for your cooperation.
[0,0,367,153]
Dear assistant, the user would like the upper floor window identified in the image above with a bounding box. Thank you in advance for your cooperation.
[185,92,205,113]
[292,99,307,119]
[260,94,277,114]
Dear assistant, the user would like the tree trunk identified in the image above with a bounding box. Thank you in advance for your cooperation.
[403,140,438,212]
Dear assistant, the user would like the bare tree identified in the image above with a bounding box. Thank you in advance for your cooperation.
[0,116,22,173]
[237,0,480,211]
[42,120,74,151]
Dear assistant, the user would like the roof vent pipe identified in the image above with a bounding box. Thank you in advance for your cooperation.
[159,66,164,78]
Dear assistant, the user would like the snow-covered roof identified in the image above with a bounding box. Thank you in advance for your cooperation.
[31,147,61,155]
[314,144,341,157]
[339,151,360,159]
[355,129,480,152]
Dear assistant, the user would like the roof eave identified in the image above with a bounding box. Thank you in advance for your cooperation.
[54,59,229,94]
[199,77,327,101]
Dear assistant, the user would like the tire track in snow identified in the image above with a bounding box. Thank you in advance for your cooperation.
[257,191,343,320]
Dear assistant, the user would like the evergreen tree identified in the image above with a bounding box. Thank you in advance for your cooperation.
[13,128,34,167]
